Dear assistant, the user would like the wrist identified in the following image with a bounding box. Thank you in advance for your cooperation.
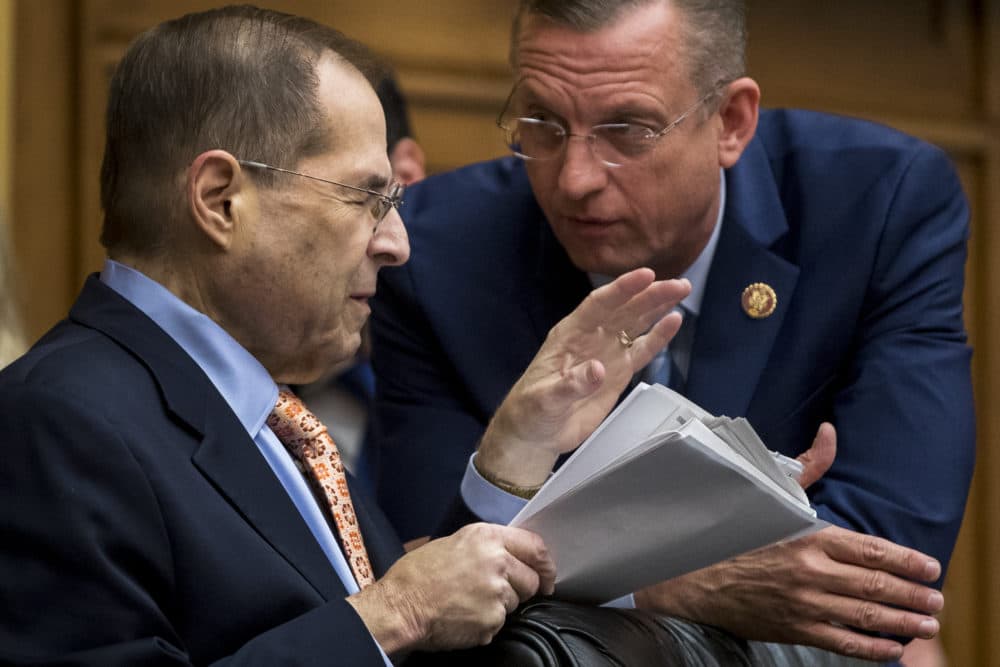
[476,418,558,488]
[347,579,427,656]
[472,454,543,499]
[634,576,706,622]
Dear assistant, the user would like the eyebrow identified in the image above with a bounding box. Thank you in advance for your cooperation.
[355,173,390,193]
[513,86,664,123]
[514,87,545,107]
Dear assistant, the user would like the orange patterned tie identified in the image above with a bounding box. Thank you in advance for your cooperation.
[267,388,375,589]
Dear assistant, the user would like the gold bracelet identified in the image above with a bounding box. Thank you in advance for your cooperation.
[473,456,543,500]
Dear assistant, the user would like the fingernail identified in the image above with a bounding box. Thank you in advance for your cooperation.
[927,590,944,612]
[924,560,941,580]
[919,618,939,637]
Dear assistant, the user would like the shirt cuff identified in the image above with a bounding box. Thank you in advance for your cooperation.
[602,593,636,609]
[460,453,529,525]
[460,454,635,610]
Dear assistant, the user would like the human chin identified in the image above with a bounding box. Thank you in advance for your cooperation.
[309,333,361,381]
[559,241,641,277]
[549,223,632,273]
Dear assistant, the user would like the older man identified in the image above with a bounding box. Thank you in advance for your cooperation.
[371,0,974,663]
[0,6,701,665]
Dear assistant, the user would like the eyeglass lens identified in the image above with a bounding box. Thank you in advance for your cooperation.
[372,182,405,222]
[508,119,655,166]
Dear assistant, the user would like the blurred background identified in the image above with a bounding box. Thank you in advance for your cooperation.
[0,2,996,663]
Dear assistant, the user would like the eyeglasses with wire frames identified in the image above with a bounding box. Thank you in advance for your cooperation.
[237,160,405,231]
[496,83,727,168]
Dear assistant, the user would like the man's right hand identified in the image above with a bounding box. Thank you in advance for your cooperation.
[477,268,691,488]
[346,523,555,657]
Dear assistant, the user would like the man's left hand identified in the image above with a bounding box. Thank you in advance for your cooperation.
[634,526,943,663]
[634,423,943,663]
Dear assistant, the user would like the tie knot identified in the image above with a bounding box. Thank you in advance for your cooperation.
[268,389,327,451]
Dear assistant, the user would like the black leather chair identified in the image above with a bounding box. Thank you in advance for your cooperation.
[407,600,754,666]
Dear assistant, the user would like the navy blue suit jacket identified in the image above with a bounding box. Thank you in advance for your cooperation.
[371,109,975,579]
[0,277,405,665]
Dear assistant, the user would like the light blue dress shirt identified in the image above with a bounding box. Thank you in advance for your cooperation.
[101,259,392,665]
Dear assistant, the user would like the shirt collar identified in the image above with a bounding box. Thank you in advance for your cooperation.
[589,168,725,317]
[100,259,277,437]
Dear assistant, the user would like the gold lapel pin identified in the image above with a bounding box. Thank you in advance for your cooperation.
[741,282,777,319]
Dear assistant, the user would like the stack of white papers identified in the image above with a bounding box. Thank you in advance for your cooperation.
[510,383,825,603]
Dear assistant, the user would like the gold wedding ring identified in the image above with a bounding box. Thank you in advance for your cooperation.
[617,330,635,349]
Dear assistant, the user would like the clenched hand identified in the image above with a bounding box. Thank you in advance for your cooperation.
[347,523,555,657]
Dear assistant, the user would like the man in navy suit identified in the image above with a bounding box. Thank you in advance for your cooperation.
[371,0,975,662]
[0,6,718,665]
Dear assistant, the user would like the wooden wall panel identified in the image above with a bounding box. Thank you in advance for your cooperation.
[977,6,1000,663]
[748,2,981,120]
[11,1,78,341]
[11,1,999,662]
[942,154,991,667]
[0,0,13,216]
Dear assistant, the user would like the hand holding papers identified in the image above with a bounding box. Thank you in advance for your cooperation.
[510,383,825,603]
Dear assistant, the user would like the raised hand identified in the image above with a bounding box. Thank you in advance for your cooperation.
[347,523,555,656]
[477,268,691,486]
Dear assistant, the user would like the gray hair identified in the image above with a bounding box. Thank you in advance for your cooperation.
[100,5,383,256]
[511,0,746,94]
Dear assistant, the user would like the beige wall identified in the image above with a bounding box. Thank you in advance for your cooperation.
[0,0,12,218]
[0,0,25,365]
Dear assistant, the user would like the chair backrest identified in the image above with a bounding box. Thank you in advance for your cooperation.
[405,599,752,666]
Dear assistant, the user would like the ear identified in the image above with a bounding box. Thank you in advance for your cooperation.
[716,77,760,169]
[186,150,247,250]
[389,137,427,186]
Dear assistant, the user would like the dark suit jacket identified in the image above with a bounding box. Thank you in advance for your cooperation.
[371,109,975,579]
[0,277,405,666]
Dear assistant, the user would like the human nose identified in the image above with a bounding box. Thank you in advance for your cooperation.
[370,207,410,267]
[556,133,608,200]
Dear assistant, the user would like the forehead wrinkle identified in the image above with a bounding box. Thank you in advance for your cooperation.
[515,62,676,121]
[515,13,690,119]
[308,55,392,188]
[519,15,672,68]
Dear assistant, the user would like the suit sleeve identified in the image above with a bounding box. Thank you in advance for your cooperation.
[810,142,975,575]
[0,384,385,667]
[371,261,493,541]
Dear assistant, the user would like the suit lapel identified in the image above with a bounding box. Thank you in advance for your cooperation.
[191,417,349,600]
[71,277,349,600]
[685,143,800,418]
